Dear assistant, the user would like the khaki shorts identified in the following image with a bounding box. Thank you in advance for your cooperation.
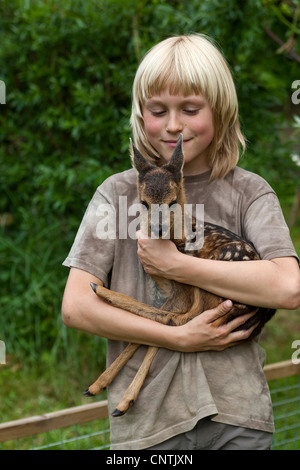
[146,418,273,450]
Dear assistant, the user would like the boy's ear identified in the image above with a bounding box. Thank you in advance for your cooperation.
[130,138,154,177]
[164,134,184,179]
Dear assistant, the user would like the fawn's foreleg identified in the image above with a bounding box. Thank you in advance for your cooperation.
[112,346,159,417]
[84,343,140,396]
[90,283,201,326]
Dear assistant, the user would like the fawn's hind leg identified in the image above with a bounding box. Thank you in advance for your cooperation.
[111,346,159,417]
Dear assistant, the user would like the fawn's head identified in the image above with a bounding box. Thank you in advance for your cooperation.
[131,135,186,240]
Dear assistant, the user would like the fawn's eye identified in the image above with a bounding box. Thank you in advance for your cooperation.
[169,200,177,208]
[141,200,149,210]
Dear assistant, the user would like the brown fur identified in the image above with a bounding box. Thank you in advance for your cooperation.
[84,135,276,416]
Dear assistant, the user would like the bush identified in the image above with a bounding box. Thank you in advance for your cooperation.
[0,0,299,366]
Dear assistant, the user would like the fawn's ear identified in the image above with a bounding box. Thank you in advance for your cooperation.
[130,139,154,177]
[164,134,184,180]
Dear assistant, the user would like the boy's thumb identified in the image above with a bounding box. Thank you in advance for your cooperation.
[211,300,233,319]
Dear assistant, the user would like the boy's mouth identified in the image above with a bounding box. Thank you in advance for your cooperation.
[164,138,191,148]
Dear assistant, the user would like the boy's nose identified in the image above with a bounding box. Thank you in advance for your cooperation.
[166,113,183,133]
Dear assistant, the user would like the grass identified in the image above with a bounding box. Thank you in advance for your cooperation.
[260,307,300,365]
[0,350,108,422]
[259,220,300,363]
[269,374,300,450]
[0,344,110,450]
[0,416,110,450]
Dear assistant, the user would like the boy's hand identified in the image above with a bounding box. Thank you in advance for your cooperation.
[136,230,180,277]
[174,300,259,352]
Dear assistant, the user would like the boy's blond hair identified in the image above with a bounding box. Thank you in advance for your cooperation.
[130,34,245,180]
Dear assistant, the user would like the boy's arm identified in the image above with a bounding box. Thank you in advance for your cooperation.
[61,267,258,353]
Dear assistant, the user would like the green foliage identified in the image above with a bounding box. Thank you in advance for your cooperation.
[0,0,299,368]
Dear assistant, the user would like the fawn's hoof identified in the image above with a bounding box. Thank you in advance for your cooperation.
[84,388,95,397]
[111,408,125,417]
[111,399,134,417]
[90,282,97,293]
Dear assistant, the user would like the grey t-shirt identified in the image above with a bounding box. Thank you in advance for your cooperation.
[63,166,298,450]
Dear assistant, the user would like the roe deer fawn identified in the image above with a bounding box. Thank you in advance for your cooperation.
[84,135,276,417]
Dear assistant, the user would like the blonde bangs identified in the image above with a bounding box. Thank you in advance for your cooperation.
[135,36,221,109]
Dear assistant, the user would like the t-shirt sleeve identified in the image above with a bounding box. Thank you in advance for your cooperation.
[62,184,116,287]
[243,192,299,262]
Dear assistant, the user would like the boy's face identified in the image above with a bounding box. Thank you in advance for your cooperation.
[142,90,214,176]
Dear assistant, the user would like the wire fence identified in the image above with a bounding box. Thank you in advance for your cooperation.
[0,360,299,450]
[270,375,300,449]
[0,420,110,451]
[27,420,111,451]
